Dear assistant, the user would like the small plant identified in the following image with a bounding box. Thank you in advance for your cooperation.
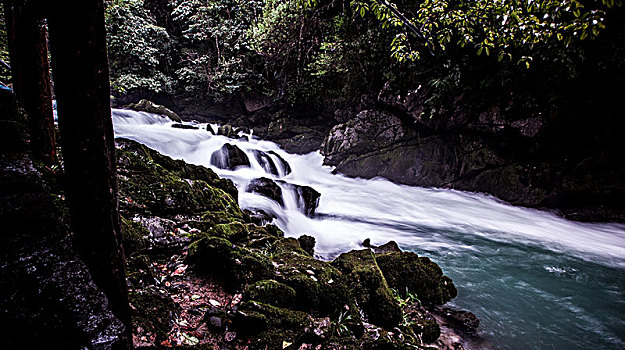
[331,310,352,337]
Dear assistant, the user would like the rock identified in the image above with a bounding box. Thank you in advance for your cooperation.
[272,240,352,317]
[171,123,198,129]
[331,249,403,329]
[244,209,276,226]
[210,143,251,170]
[297,235,316,256]
[217,124,236,138]
[376,252,457,306]
[243,280,297,308]
[321,110,408,165]
[207,124,216,134]
[187,236,274,290]
[268,151,292,175]
[125,99,181,122]
[246,177,283,205]
[116,139,244,221]
[252,150,279,176]
[362,239,401,254]
[278,181,320,216]
[433,307,480,334]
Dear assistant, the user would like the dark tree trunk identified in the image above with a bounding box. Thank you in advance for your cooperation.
[2,0,56,165]
[46,0,130,333]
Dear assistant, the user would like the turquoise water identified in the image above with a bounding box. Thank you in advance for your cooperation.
[406,231,625,349]
[113,109,625,350]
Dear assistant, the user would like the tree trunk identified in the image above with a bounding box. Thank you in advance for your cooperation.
[46,0,130,333]
[2,0,56,165]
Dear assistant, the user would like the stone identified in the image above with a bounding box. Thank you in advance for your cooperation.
[376,252,457,306]
[331,249,403,329]
[125,99,181,122]
[210,143,251,170]
[246,177,284,205]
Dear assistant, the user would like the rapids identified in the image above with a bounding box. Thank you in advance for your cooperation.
[112,109,625,350]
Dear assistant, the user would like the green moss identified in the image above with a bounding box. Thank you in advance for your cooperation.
[376,252,457,306]
[244,223,285,249]
[126,254,154,289]
[235,301,312,348]
[273,237,308,255]
[187,236,274,290]
[332,249,402,329]
[116,139,245,222]
[273,249,352,317]
[243,280,297,308]
[129,288,176,343]
[120,216,149,255]
[206,222,249,242]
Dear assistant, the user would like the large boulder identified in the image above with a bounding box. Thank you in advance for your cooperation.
[252,150,279,176]
[116,139,244,221]
[210,143,251,170]
[332,249,403,329]
[278,181,321,216]
[376,251,457,306]
[125,99,181,122]
[187,236,274,290]
[246,177,284,205]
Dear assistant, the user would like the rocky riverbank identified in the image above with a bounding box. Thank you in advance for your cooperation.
[116,137,483,349]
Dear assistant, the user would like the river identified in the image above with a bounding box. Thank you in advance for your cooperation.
[112,109,625,350]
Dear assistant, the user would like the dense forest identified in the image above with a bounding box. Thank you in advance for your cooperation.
[1,1,625,349]
[101,0,625,221]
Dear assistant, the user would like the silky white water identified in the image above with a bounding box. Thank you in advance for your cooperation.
[112,109,625,349]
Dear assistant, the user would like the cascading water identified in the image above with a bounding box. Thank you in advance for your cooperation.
[112,109,625,350]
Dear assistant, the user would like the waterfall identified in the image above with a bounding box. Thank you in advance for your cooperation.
[111,108,625,350]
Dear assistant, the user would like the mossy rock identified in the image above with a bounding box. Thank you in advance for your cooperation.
[273,248,352,317]
[376,252,457,306]
[297,235,316,256]
[243,280,297,308]
[126,254,154,289]
[116,139,244,222]
[125,99,182,122]
[120,216,149,255]
[332,249,402,329]
[187,236,274,289]
[129,288,176,343]
[206,222,249,242]
[273,237,309,256]
[235,301,313,348]
[244,224,285,249]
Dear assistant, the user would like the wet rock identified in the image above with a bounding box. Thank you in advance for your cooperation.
[268,150,292,175]
[252,150,279,176]
[433,307,479,334]
[244,209,276,226]
[362,239,401,254]
[207,124,216,134]
[210,143,251,170]
[125,99,181,122]
[332,249,403,329]
[246,177,283,205]
[235,301,313,347]
[217,125,236,138]
[278,181,320,216]
[171,123,198,129]
[298,235,316,256]
[376,252,457,306]
[0,154,127,349]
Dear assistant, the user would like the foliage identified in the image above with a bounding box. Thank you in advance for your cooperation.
[349,0,622,67]
[105,0,175,94]
[171,0,262,99]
